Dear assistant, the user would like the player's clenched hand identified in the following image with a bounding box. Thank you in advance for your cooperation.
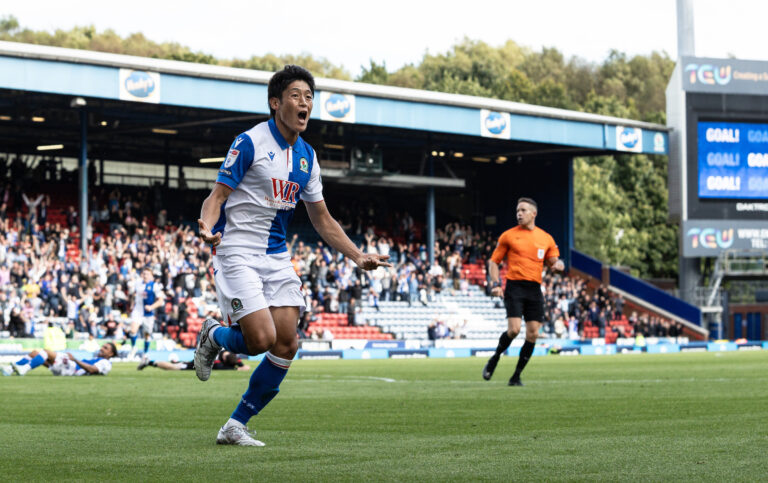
[356,253,392,271]
[197,219,222,246]
[491,286,503,297]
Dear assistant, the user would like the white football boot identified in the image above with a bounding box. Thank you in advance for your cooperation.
[11,362,30,376]
[194,318,222,381]
[216,425,266,447]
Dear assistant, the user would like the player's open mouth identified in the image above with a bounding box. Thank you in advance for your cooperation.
[298,111,308,122]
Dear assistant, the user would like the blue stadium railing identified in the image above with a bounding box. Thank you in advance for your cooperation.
[571,249,702,328]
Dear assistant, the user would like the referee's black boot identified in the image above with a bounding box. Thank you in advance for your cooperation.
[482,355,499,381]
[508,376,524,386]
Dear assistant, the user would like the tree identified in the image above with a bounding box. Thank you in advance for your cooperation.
[573,157,644,272]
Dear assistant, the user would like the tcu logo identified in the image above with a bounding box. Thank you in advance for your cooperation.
[271,178,300,203]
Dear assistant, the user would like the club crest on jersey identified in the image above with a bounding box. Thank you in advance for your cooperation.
[268,151,275,161]
[231,298,243,312]
[537,248,545,259]
[299,157,309,173]
[224,149,239,168]
[271,178,300,204]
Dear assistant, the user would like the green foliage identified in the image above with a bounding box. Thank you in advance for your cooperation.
[0,15,350,79]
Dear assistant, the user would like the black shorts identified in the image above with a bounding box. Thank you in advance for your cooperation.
[503,280,545,321]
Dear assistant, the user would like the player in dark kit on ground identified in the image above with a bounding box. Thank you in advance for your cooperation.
[482,197,564,386]
[138,350,250,372]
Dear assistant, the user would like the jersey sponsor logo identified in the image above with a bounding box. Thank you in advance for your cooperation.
[219,169,231,176]
[271,178,301,204]
[537,248,545,259]
[224,149,239,168]
[300,157,309,173]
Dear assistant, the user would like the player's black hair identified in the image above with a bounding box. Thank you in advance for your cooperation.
[223,352,239,366]
[105,342,118,358]
[517,197,538,210]
[267,65,315,118]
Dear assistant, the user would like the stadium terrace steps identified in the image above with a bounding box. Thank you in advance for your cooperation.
[308,312,393,340]
[362,284,508,340]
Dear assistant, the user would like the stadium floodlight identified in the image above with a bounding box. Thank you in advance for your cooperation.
[199,156,225,163]
[152,128,178,135]
[453,152,464,158]
[472,156,490,163]
[31,116,45,123]
[495,156,508,164]
[0,115,11,121]
[37,144,64,151]
[70,97,87,108]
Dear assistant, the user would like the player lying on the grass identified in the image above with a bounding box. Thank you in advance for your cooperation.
[3,342,117,376]
[137,350,250,372]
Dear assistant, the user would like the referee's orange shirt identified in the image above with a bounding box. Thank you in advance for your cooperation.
[490,226,559,284]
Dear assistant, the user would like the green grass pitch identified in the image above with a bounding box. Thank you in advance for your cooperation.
[1,351,767,481]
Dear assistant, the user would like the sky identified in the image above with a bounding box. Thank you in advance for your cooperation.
[2,0,766,77]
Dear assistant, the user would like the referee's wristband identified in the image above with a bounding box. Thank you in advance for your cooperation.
[491,282,501,289]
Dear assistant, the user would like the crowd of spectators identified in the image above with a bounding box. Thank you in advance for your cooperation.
[0,179,683,346]
[292,222,499,339]
[0,182,217,346]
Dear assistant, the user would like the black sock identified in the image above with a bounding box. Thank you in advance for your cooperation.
[513,340,535,379]
[149,361,157,367]
[493,331,512,359]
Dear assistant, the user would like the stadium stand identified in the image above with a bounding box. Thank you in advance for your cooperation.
[0,170,686,350]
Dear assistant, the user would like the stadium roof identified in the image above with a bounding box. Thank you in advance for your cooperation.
[0,41,669,183]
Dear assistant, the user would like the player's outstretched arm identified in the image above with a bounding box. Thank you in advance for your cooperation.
[305,200,392,271]
[198,183,233,246]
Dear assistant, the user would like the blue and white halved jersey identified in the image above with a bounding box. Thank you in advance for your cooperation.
[213,119,323,255]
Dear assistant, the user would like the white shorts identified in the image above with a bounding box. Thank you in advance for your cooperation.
[213,252,305,324]
[49,353,79,377]
[131,315,155,335]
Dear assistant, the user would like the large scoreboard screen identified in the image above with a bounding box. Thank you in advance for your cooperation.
[698,121,768,199]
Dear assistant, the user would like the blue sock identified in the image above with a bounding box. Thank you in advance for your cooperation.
[231,353,291,425]
[28,353,46,369]
[130,334,138,347]
[144,339,150,353]
[15,357,31,366]
[212,325,249,355]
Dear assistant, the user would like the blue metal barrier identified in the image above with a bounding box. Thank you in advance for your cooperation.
[570,249,603,280]
[609,268,701,326]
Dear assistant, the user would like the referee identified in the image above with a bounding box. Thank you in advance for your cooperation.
[483,197,564,386]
